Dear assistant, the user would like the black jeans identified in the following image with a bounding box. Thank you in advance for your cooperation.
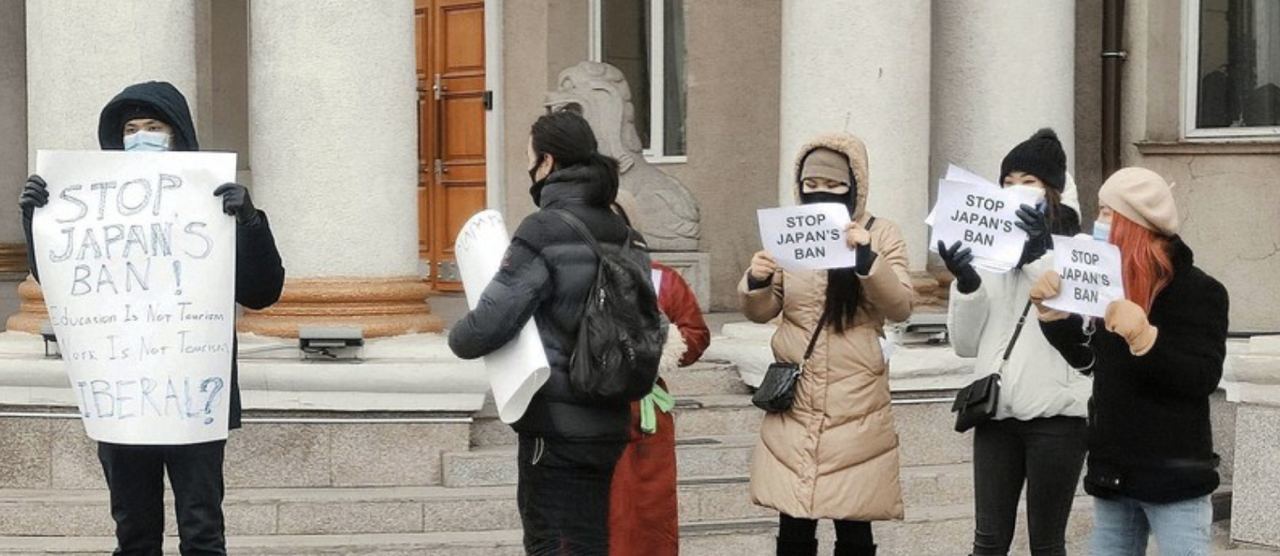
[98,440,227,556]
[972,416,1087,556]
[517,434,627,555]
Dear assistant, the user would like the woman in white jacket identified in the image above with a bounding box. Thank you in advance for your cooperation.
[938,129,1091,556]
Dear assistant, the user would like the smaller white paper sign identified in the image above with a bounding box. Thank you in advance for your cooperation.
[757,204,857,271]
[455,210,551,424]
[1043,234,1125,318]
[928,180,1043,272]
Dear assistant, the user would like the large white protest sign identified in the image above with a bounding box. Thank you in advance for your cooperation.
[928,179,1042,273]
[757,204,857,271]
[926,164,996,227]
[455,210,551,424]
[1044,234,1125,318]
[33,150,237,445]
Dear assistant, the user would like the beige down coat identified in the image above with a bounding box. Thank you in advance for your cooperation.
[740,133,915,521]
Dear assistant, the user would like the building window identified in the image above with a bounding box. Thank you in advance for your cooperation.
[1185,0,1280,138]
[590,0,688,161]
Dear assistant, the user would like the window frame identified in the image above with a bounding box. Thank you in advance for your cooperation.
[1181,0,1280,140]
[588,0,689,164]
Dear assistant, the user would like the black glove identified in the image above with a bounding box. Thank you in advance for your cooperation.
[18,175,49,217]
[938,240,981,294]
[213,183,261,226]
[854,243,877,276]
[1015,203,1051,267]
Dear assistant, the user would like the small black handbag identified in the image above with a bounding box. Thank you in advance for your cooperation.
[951,300,1033,433]
[752,311,828,413]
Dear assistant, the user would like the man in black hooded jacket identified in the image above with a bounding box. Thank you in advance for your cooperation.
[17,81,285,556]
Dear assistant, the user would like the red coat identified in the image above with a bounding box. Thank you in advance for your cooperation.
[609,263,709,555]
[652,263,710,366]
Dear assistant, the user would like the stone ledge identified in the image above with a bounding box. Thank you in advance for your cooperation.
[0,332,488,413]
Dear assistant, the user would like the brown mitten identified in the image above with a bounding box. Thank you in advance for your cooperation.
[1104,299,1159,356]
[1029,271,1069,322]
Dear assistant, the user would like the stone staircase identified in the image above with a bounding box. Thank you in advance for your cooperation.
[0,358,1237,554]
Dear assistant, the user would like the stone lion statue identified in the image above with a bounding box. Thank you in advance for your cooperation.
[545,61,701,251]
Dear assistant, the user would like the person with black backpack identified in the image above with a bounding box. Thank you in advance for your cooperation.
[448,110,665,555]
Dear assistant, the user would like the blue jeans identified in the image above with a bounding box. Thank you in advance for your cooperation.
[1091,495,1212,555]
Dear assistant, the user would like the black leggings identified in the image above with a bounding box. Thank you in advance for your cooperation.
[779,514,873,545]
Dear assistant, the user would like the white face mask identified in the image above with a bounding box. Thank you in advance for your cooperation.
[1004,184,1046,204]
[124,130,171,152]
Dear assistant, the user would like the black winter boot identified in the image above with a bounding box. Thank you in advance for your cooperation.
[833,540,877,556]
[776,537,819,556]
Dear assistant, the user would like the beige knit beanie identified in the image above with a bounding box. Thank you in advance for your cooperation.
[1098,167,1180,236]
[801,148,852,186]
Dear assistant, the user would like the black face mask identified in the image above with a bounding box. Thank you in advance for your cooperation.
[528,154,549,207]
[800,191,854,214]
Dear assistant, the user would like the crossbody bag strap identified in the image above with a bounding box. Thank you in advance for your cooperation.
[548,209,604,257]
[802,310,830,363]
[1001,300,1035,363]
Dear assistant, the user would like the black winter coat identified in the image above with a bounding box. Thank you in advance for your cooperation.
[1040,238,1227,503]
[23,80,285,433]
[448,167,651,441]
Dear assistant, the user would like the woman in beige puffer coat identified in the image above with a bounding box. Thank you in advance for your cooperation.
[740,132,914,556]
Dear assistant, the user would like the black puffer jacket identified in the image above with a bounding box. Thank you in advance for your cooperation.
[449,167,651,440]
[1040,238,1228,503]
[24,81,285,432]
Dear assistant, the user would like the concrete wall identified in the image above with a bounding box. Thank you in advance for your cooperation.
[502,0,781,311]
[1073,0,1104,224]
[1118,0,1280,333]
[659,1,781,311]
[0,0,26,243]
[202,0,251,176]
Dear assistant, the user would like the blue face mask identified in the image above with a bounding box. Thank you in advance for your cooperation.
[124,130,171,152]
[1092,220,1111,242]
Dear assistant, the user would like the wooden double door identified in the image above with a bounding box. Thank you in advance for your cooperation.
[415,0,487,291]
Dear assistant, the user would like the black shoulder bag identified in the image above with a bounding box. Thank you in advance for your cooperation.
[951,299,1033,433]
[752,311,828,413]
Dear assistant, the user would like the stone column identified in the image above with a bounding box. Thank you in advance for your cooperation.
[0,0,29,325]
[241,0,440,338]
[778,0,932,270]
[930,0,1076,187]
[8,0,199,333]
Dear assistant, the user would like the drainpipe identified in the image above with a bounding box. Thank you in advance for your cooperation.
[1101,0,1127,176]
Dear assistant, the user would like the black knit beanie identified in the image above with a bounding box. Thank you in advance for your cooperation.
[118,102,169,131]
[1000,128,1066,192]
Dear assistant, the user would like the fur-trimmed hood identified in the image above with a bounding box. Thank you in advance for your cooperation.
[792,132,871,220]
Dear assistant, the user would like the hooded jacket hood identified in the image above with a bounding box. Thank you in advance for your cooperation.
[793,132,870,220]
[98,81,199,151]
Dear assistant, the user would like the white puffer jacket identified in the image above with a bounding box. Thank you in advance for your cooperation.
[948,254,1091,420]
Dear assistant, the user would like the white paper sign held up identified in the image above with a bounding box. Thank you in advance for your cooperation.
[929,180,1042,272]
[454,210,551,424]
[33,150,237,445]
[1044,234,1125,318]
[757,203,857,271]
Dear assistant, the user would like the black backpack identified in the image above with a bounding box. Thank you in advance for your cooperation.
[549,209,667,404]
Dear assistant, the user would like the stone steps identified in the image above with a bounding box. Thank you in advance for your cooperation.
[470,392,971,467]
[0,498,1096,555]
[445,437,978,503]
[659,359,754,397]
[0,460,1082,539]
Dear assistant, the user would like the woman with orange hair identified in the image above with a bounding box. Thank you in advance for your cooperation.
[1030,167,1228,555]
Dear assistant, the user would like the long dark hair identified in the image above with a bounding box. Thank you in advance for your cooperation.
[531,110,620,207]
